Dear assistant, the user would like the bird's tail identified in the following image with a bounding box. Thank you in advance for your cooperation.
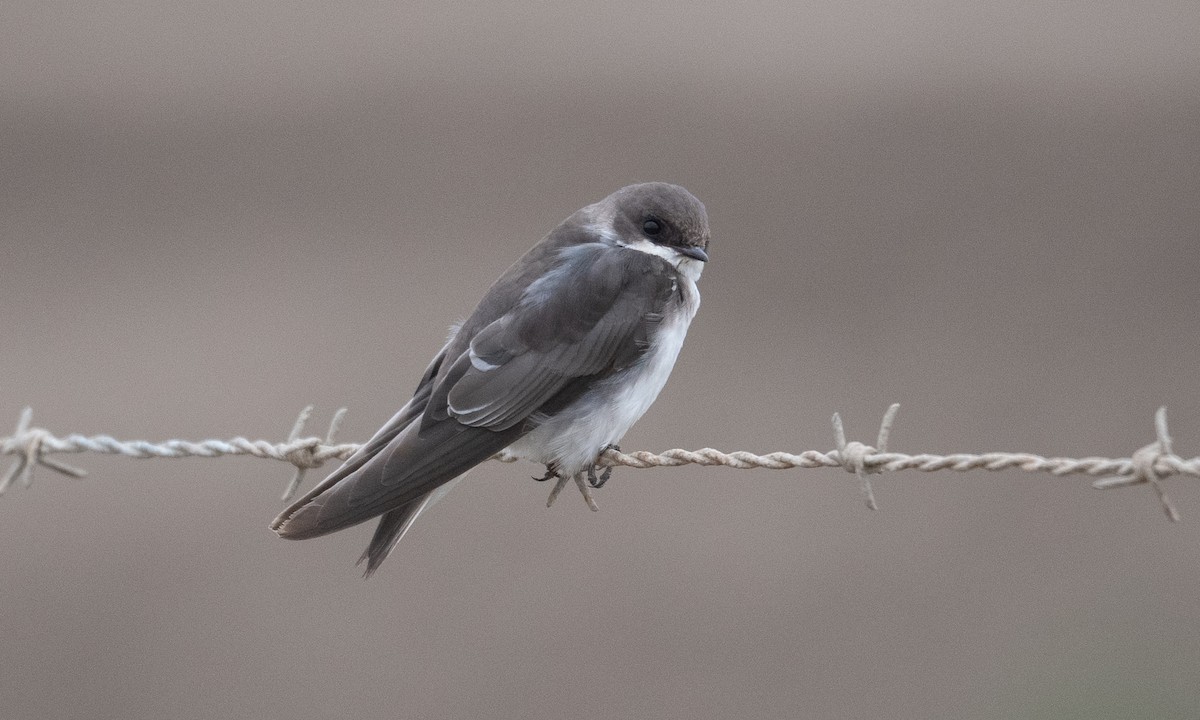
[356,472,468,578]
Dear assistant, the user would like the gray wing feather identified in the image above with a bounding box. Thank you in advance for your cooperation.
[444,246,671,430]
[269,344,449,533]
[274,415,522,539]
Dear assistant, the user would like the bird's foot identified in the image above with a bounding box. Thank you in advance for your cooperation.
[545,472,600,512]
[573,473,600,512]
[545,474,570,507]
[586,444,620,488]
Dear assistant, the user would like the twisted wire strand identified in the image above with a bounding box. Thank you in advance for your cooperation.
[2,405,1197,519]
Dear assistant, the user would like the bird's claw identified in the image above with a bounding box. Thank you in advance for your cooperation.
[532,464,559,483]
[586,444,620,488]
[586,464,613,489]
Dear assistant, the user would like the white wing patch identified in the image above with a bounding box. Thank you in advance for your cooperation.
[468,348,499,372]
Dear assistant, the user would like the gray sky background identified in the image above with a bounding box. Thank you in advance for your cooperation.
[2,3,1199,719]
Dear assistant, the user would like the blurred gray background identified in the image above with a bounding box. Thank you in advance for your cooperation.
[3,2,1199,719]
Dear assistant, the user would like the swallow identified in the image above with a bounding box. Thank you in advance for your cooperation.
[271,182,710,576]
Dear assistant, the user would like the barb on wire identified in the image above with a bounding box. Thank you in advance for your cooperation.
[1091,408,1181,522]
[0,408,88,494]
[279,406,347,502]
[830,402,900,510]
[1,405,1197,520]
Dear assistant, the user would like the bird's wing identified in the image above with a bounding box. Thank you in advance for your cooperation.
[272,245,676,540]
[427,243,676,431]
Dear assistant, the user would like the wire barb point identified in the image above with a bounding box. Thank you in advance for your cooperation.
[1092,407,1181,522]
[0,407,88,494]
[832,403,900,511]
[279,407,348,502]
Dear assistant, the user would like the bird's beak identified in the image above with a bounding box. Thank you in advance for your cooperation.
[677,246,709,263]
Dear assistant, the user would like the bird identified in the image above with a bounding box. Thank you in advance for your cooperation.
[270,182,710,576]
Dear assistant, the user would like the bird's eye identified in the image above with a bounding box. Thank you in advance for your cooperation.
[642,218,662,236]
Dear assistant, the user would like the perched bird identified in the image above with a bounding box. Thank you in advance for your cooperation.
[271,182,710,575]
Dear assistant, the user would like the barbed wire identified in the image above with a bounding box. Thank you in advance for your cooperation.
[2,404,1197,520]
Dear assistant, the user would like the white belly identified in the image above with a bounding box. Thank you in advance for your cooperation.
[506,275,700,476]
